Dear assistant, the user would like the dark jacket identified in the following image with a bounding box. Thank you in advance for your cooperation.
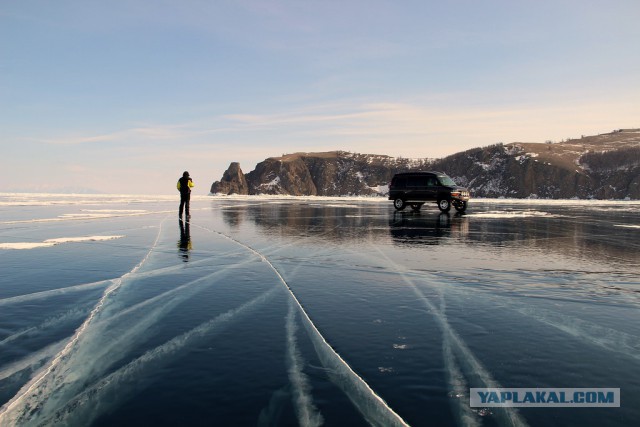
[177,176,194,197]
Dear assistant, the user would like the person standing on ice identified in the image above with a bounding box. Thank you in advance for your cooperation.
[177,171,194,220]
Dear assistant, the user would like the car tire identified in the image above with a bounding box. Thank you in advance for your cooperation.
[454,201,467,213]
[393,198,406,211]
[437,198,451,212]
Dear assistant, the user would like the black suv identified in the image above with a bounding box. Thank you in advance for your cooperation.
[388,171,470,212]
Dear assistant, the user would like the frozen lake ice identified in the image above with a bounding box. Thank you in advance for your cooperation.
[0,194,638,426]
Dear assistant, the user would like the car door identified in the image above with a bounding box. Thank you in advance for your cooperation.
[424,175,438,200]
[406,175,426,200]
[390,175,407,198]
[405,175,418,199]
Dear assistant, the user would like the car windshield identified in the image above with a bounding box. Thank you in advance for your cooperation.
[437,175,456,186]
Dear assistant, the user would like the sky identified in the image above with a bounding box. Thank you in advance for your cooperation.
[1,0,639,194]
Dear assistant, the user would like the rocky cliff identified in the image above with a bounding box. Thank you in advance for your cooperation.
[209,129,640,199]
[211,151,429,196]
[438,129,640,198]
[209,162,248,195]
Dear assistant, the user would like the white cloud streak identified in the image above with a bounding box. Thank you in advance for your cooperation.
[31,96,639,156]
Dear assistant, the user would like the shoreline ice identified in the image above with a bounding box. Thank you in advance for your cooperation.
[1,191,639,206]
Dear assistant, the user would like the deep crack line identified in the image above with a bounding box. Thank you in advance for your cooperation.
[191,221,411,427]
[37,287,280,427]
[0,217,167,424]
[370,244,529,427]
[286,299,324,427]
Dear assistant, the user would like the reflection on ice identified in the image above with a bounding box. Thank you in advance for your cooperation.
[389,212,468,245]
[178,220,192,262]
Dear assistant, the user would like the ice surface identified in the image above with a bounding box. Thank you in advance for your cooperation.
[0,280,112,307]
[0,194,638,426]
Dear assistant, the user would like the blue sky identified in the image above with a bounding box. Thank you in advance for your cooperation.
[1,0,639,194]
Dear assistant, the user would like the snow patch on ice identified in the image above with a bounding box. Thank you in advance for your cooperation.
[473,198,640,206]
[0,235,124,250]
[60,213,124,219]
[464,210,556,219]
[308,204,360,208]
[82,209,148,213]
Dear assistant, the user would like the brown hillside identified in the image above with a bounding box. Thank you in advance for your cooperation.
[508,129,640,172]
[269,151,345,162]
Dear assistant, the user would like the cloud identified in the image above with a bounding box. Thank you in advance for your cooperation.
[33,124,197,146]
[29,95,639,158]
[220,99,640,154]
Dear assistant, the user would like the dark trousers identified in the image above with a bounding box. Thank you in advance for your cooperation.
[179,195,190,218]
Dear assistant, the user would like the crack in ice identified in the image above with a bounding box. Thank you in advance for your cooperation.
[191,221,411,427]
[0,217,166,424]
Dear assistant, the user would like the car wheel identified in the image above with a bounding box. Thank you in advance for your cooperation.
[454,201,467,213]
[411,203,422,212]
[393,198,406,211]
[437,199,451,212]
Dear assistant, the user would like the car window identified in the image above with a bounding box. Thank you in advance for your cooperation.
[437,175,456,186]
[407,176,429,187]
[426,177,438,186]
[392,177,406,188]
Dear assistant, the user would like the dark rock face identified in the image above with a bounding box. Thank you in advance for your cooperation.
[434,130,640,199]
[242,151,429,196]
[210,162,249,195]
[209,129,640,199]
[580,146,640,199]
[430,144,595,198]
[245,157,317,195]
